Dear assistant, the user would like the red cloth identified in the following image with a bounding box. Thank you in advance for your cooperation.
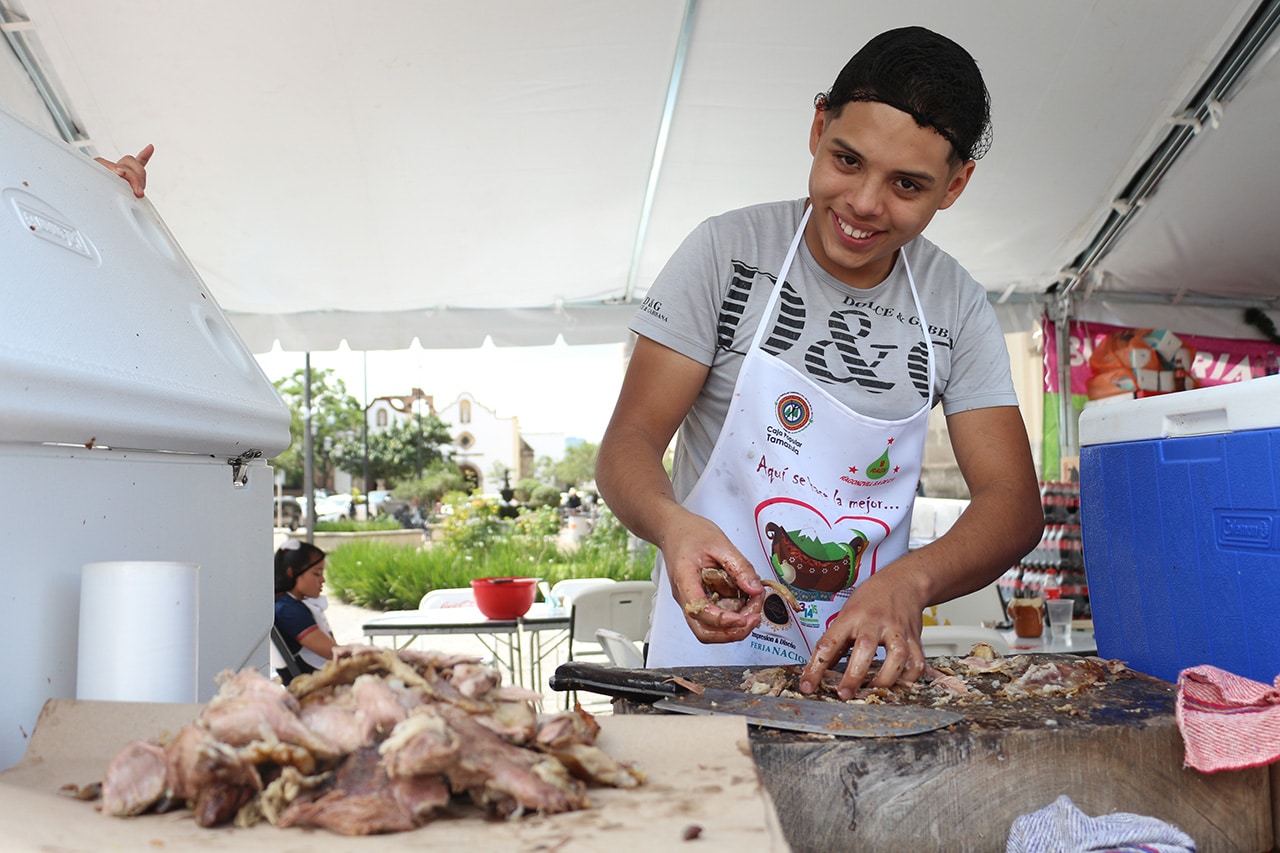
[1176,664,1280,772]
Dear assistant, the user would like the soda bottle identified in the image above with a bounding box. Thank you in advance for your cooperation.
[1042,568,1062,601]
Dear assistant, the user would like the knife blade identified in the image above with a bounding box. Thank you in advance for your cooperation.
[550,662,961,738]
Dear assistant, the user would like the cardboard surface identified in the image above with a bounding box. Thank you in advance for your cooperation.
[1,699,789,852]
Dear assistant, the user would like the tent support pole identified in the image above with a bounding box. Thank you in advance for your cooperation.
[303,353,315,543]
[623,0,699,303]
[1054,295,1076,475]
[0,2,93,152]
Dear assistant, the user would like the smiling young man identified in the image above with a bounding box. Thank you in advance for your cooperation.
[596,26,1043,696]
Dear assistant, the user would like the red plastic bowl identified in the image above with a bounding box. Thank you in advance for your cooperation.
[470,576,537,620]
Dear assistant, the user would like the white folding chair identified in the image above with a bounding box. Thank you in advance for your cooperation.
[566,580,655,662]
[595,628,644,668]
[550,577,615,609]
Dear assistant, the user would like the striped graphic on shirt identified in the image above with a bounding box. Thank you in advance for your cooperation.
[715,262,760,352]
[716,258,945,400]
[905,340,931,398]
[804,310,894,392]
[718,261,807,356]
[761,285,806,354]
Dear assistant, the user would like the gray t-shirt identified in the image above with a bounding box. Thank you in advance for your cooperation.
[631,198,1018,500]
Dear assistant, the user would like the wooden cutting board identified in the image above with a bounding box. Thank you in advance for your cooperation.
[616,658,1275,853]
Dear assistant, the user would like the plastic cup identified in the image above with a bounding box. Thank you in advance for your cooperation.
[1046,598,1074,640]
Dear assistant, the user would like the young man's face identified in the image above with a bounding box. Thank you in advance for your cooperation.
[805,100,974,289]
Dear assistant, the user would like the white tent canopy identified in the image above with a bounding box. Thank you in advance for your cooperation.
[4,0,1279,351]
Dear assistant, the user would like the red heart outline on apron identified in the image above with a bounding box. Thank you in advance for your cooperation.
[754,496,891,600]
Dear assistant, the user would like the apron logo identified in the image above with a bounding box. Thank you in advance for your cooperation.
[775,393,812,432]
[841,438,901,487]
[765,521,867,599]
[866,445,893,479]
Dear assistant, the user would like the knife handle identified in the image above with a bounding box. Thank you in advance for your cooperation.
[549,661,689,702]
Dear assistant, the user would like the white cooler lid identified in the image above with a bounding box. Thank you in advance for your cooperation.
[0,104,290,457]
[1079,374,1280,446]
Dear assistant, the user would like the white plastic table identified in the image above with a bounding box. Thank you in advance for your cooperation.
[361,602,570,690]
[999,626,1098,655]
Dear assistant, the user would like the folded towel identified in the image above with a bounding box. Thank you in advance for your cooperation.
[1176,664,1280,772]
[1007,795,1194,853]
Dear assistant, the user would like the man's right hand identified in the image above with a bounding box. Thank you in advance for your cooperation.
[659,510,764,642]
[597,336,765,643]
[95,143,153,198]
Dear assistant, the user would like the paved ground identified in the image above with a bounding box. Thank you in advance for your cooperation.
[324,597,385,646]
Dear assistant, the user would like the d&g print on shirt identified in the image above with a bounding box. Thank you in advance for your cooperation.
[717,259,950,399]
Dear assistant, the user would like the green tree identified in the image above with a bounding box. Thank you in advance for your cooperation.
[393,465,471,508]
[271,368,364,490]
[331,415,453,487]
[551,441,598,489]
[513,477,543,503]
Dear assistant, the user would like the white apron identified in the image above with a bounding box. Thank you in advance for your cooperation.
[647,207,937,667]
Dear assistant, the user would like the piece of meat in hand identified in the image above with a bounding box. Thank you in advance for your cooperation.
[685,567,749,614]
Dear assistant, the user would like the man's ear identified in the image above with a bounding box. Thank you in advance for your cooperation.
[809,108,829,156]
[938,160,976,210]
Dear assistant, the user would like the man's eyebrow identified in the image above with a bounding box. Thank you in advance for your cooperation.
[830,137,939,187]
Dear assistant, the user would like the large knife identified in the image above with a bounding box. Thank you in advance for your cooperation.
[550,662,961,738]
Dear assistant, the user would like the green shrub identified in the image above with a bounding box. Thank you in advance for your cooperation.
[324,504,654,610]
[314,517,403,533]
[513,477,542,503]
[529,484,561,509]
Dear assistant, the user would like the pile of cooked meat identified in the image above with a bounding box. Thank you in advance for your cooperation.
[98,645,643,835]
[740,642,1129,707]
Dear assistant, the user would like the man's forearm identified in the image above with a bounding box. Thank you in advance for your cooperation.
[907,482,1044,608]
[596,429,685,549]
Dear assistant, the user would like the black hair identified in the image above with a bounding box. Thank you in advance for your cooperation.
[817,26,992,162]
[274,541,327,596]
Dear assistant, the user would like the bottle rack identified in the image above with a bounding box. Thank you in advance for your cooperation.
[997,481,1089,618]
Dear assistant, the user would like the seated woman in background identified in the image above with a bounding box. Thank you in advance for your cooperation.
[273,540,338,683]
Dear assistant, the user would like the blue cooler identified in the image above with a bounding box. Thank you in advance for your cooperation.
[1079,375,1280,684]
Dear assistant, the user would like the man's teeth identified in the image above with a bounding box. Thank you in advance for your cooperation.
[838,219,874,239]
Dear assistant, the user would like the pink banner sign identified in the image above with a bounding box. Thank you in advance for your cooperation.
[1043,318,1279,400]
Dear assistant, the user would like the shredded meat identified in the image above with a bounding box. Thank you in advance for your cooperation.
[737,644,1127,710]
[96,644,643,835]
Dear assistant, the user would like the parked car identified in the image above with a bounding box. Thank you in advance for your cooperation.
[367,490,393,516]
[273,496,302,530]
[314,493,354,523]
[381,498,426,529]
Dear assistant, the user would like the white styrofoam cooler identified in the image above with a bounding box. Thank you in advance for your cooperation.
[0,103,292,769]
